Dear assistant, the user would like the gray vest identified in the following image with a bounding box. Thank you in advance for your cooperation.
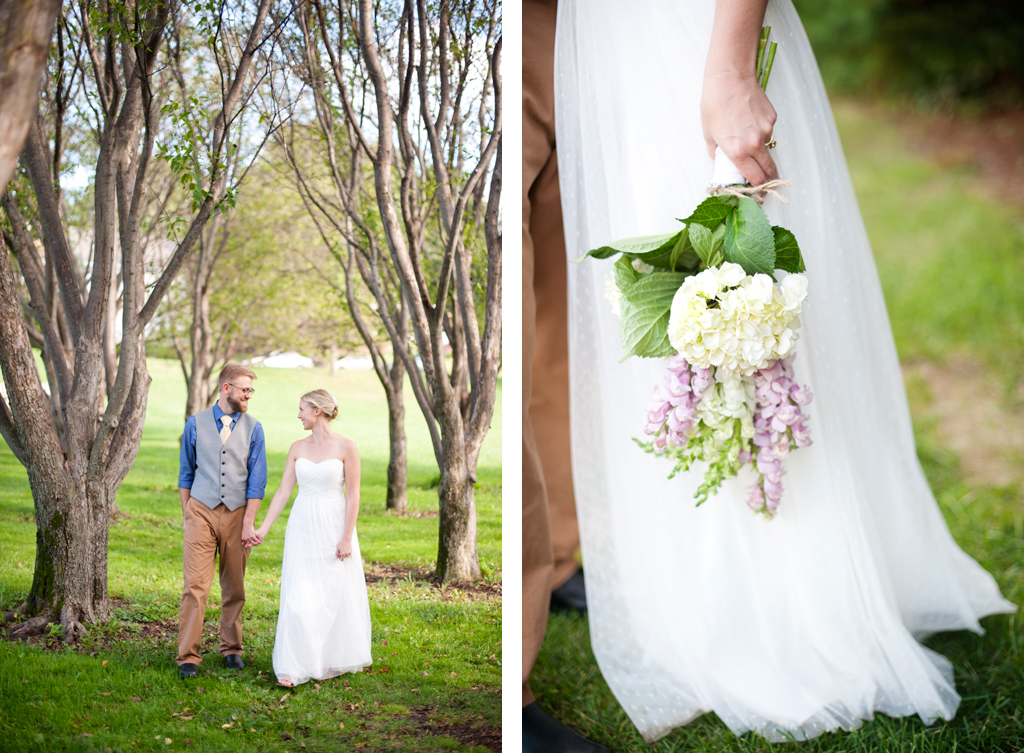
[190,407,257,511]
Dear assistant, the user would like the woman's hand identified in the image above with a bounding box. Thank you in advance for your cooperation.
[336,538,353,562]
[701,69,777,186]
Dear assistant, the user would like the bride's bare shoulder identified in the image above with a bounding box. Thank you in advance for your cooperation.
[287,438,310,456]
[333,434,358,458]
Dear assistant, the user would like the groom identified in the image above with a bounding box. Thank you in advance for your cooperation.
[176,362,267,679]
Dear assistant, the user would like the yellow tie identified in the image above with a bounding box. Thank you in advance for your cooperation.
[219,415,233,445]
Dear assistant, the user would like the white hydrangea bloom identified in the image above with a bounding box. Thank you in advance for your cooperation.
[604,271,622,317]
[667,264,808,375]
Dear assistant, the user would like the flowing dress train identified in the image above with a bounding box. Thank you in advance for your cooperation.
[554,0,1016,741]
[273,458,372,685]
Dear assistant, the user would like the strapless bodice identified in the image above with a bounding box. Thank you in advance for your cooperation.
[294,457,345,496]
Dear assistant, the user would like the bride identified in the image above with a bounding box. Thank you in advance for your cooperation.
[555,0,1015,743]
[254,389,372,687]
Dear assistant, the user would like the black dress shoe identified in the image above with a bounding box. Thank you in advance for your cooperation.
[178,663,198,679]
[523,703,609,753]
[225,654,245,669]
[550,569,587,614]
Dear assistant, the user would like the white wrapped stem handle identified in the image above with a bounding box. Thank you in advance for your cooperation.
[708,146,749,188]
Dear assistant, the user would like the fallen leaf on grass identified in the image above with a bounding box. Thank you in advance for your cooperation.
[450,671,458,677]
[179,716,193,721]
[102,692,112,696]
[164,739,172,745]
[221,723,233,729]
[338,722,345,730]
[312,683,320,691]
[131,697,141,702]
[78,733,91,738]
[421,671,428,676]
[381,640,388,647]
[102,660,109,667]
[280,733,292,741]
[279,693,290,703]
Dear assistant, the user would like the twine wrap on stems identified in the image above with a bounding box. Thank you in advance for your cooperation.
[707,147,791,205]
[708,178,793,205]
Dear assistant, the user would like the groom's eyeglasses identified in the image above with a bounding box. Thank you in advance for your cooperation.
[226,383,256,397]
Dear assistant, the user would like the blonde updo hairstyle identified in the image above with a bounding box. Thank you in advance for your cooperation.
[301,389,339,422]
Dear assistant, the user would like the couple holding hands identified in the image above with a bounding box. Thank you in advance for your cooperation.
[175,363,371,688]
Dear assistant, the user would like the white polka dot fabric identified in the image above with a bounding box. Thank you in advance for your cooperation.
[553,0,1016,742]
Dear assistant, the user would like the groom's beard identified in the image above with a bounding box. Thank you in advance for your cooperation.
[226,394,248,413]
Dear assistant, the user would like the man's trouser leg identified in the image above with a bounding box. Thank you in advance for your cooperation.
[178,498,218,666]
[530,148,579,592]
[523,0,560,708]
[216,504,249,657]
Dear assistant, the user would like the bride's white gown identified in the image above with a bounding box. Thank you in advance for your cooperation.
[272,458,372,685]
[554,0,1016,742]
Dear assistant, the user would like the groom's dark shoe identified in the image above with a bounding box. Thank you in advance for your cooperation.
[550,568,588,614]
[178,663,198,679]
[523,703,609,753]
[225,654,245,670]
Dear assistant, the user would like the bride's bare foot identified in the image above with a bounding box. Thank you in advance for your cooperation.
[276,679,294,688]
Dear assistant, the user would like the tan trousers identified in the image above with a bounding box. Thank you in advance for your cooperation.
[523,0,580,707]
[177,498,250,665]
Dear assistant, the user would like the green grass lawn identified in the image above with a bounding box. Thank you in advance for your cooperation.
[0,362,502,752]
[533,100,1024,751]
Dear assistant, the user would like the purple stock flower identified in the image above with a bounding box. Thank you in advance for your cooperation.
[644,356,710,449]
[740,356,814,513]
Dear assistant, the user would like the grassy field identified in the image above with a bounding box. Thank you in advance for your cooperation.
[533,101,1024,751]
[0,362,502,752]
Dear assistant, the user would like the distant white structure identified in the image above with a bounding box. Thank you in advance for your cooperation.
[259,351,315,369]
[334,355,374,371]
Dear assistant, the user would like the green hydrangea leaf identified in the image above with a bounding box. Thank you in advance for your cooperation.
[614,254,639,291]
[772,225,805,273]
[723,197,775,276]
[681,196,736,230]
[618,271,689,360]
[581,230,681,262]
[689,223,714,267]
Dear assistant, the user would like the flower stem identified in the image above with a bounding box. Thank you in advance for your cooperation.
[760,41,778,91]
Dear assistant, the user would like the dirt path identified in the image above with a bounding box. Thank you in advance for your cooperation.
[890,105,1024,211]
[904,356,1024,487]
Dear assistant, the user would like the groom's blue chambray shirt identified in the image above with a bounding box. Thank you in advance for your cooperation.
[178,403,268,499]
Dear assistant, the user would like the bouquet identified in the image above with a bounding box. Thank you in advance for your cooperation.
[582,30,813,517]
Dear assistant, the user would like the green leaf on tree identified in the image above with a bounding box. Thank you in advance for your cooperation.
[772,226,805,273]
[618,271,688,360]
[722,197,775,276]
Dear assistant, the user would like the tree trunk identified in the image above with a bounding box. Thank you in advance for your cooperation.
[0,0,60,196]
[385,356,408,514]
[434,402,479,582]
[102,267,117,396]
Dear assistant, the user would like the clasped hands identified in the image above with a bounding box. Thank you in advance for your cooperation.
[242,522,265,550]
